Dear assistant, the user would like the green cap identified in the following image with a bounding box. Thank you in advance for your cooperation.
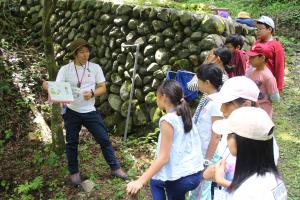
[67,38,92,57]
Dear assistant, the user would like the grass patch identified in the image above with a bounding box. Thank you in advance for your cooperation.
[272,37,300,199]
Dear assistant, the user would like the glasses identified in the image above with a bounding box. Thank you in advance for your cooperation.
[256,27,267,32]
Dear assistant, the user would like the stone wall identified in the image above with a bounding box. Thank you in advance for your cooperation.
[20,0,255,136]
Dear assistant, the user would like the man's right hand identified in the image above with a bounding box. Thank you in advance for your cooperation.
[42,79,48,91]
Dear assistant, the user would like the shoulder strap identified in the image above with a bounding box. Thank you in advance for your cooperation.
[194,95,209,124]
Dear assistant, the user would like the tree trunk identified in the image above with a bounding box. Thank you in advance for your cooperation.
[42,0,65,155]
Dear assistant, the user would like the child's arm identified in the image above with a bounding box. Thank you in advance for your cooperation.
[204,116,223,161]
[126,120,173,195]
[215,159,231,188]
[266,77,280,103]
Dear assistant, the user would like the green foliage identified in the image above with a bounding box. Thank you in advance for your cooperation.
[124,0,211,12]
[15,97,31,114]
[0,129,13,156]
[46,151,60,166]
[49,192,66,200]
[0,180,10,191]
[15,176,43,196]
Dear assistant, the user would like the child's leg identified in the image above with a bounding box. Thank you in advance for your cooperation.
[150,179,167,200]
[165,171,202,200]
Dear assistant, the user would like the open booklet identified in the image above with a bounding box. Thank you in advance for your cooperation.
[48,81,74,103]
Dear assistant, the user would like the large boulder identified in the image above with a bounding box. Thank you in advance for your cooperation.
[120,81,131,101]
[133,105,148,125]
[201,14,225,34]
[155,48,169,65]
[120,99,138,117]
[147,62,160,73]
[152,20,167,32]
[108,94,122,112]
[199,34,224,50]
[157,8,169,22]
[128,19,139,30]
[116,4,133,15]
[145,92,156,104]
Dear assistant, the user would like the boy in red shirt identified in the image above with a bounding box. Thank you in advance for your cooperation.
[254,16,285,92]
[247,43,280,118]
[225,35,247,77]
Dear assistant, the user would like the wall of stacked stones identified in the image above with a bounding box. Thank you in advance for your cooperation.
[20,0,255,136]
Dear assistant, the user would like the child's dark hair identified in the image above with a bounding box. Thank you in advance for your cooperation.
[228,134,279,192]
[225,35,244,49]
[232,97,257,107]
[214,47,233,73]
[157,80,193,133]
[196,63,223,90]
[252,54,269,63]
[256,21,274,34]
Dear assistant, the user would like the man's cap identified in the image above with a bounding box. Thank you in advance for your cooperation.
[208,76,259,103]
[212,107,274,141]
[67,38,92,56]
[237,11,250,19]
[256,15,275,29]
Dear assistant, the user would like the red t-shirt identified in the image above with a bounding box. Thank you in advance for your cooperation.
[254,39,285,92]
[229,49,247,77]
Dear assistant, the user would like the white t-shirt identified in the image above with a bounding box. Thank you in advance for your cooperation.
[56,61,105,113]
[228,173,287,200]
[194,100,223,156]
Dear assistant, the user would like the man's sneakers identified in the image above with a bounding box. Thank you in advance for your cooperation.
[111,168,128,180]
[70,169,128,187]
[70,172,81,186]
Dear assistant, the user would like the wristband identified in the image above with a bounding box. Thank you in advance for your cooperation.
[91,89,94,97]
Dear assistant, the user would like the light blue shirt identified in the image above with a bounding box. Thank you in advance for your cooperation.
[152,113,204,181]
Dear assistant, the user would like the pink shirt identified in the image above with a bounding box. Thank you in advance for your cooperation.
[247,66,279,118]
[253,40,285,92]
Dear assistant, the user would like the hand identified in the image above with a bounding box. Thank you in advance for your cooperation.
[203,50,219,64]
[187,76,198,91]
[126,180,144,196]
[215,159,226,183]
[42,79,48,91]
[82,91,93,100]
[203,165,216,180]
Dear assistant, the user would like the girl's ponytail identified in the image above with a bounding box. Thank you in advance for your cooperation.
[157,80,193,133]
[176,98,193,133]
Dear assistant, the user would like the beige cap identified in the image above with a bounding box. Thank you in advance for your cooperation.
[213,107,274,141]
[238,11,251,19]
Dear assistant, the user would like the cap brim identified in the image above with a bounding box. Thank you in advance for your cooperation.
[208,92,238,103]
[246,51,260,57]
[212,119,231,135]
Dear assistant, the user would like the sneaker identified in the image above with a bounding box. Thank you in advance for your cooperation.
[70,172,81,186]
[111,168,128,180]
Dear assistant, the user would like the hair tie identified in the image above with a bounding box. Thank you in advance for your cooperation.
[180,98,184,103]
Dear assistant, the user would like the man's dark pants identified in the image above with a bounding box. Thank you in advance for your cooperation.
[63,108,120,174]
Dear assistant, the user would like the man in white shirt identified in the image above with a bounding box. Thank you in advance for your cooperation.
[43,38,127,185]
